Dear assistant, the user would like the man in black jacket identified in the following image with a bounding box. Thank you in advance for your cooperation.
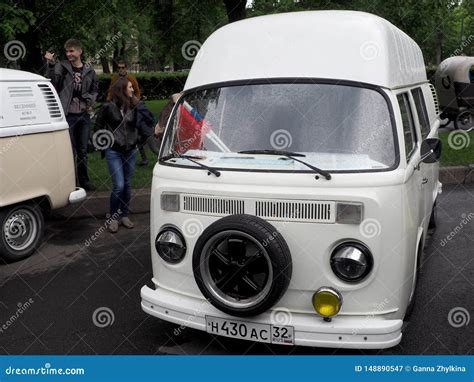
[44,39,98,191]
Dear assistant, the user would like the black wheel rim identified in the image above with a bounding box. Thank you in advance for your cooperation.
[456,111,474,131]
[200,230,273,309]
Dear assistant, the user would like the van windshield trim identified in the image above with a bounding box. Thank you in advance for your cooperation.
[159,77,400,174]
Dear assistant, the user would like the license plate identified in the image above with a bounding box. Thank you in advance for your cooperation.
[205,315,294,345]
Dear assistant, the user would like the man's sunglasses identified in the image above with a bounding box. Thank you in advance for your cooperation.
[118,66,126,69]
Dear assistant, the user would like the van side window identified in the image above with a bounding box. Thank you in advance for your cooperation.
[411,87,430,139]
[397,93,417,161]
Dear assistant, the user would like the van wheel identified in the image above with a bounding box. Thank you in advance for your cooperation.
[193,214,292,317]
[454,110,474,131]
[428,202,437,230]
[0,204,44,262]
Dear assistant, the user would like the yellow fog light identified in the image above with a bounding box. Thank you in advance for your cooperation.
[312,287,343,321]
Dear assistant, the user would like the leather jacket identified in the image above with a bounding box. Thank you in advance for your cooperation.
[45,61,98,115]
[95,101,138,151]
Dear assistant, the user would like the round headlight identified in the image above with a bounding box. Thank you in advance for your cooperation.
[330,242,373,282]
[155,228,186,264]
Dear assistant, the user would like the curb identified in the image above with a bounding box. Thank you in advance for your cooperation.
[51,189,151,220]
[53,165,473,220]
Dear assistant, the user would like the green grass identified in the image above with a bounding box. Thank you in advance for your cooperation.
[88,106,474,191]
[439,130,474,167]
[145,99,169,117]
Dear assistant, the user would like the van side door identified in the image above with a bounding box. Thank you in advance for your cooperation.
[396,92,423,231]
[410,87,435,229]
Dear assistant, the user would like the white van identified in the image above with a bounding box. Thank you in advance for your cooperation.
[141,11,442,349]
[0,68,86,261]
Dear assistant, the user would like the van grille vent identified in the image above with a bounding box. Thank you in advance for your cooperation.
[429,84,440,116]
[183,195,245,216]
[255,200,335,222]
[38,84,62,119]
[8,86,33,97]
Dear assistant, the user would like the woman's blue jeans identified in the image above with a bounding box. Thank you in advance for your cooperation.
[105,148,137,218]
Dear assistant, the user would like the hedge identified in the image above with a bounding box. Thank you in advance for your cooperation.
[96,67,472,101]
[97,72,188,101]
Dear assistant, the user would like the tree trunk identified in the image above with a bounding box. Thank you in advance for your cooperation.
[223,0,246,23]
[15,0,43,74]
[101,57,110,73]
[435,30,443,64]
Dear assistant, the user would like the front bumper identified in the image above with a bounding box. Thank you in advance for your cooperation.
[69,187,86,204]
[141,284,403,349]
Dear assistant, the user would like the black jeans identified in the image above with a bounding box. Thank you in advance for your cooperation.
[66,112,91,187]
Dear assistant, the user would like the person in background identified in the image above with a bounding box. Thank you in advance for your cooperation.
[44,39,98,191]
[96,78,140,233]
[154,92,182,141]
[107,60,155,166]
[107,60,140,100]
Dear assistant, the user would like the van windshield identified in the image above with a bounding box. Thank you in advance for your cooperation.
[160,82,397,172]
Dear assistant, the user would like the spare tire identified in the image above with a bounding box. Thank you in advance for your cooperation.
[193,214,292,317]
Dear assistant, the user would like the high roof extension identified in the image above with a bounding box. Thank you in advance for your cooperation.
[185,11,427,90]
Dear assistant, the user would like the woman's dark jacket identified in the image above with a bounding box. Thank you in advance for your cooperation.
[95,101,139,151]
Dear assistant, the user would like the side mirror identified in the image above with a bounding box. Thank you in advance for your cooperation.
[420,138,442,164]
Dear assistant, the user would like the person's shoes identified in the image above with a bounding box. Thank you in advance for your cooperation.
[81,183,97,192]
[108,219,119,233]
[120,217,134,229]
[137,160,149,166]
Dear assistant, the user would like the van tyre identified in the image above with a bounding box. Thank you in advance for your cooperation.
[428,201,437,230]
[193,214,292,317]
[0,204,44,262]
[405,239,424,320]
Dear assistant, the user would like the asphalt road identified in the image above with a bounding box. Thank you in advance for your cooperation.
[0,184,472,355]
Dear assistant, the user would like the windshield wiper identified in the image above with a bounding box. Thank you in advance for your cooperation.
[160,153,221,177]
[238,149,331,180]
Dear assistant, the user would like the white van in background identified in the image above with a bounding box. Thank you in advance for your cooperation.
[0,68,86,261]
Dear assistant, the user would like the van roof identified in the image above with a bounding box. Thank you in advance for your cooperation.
[0,68,48,82]
[184,11,427,90]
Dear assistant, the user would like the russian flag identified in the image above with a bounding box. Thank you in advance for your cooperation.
[175,102,212,153]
